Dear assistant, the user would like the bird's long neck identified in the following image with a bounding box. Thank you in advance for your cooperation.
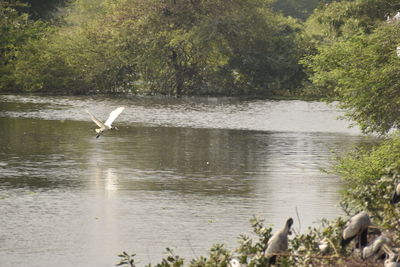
[282,224,291,235]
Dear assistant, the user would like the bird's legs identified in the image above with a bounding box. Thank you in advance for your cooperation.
[356,229,368,249]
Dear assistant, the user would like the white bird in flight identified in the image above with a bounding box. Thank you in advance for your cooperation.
[86,107,125,138]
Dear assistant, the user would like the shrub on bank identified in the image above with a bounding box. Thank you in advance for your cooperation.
[334,134,400,240]
[116,216,390,266]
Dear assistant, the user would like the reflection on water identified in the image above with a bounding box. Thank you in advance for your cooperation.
[0,95,369,267]
[0,94,360,133]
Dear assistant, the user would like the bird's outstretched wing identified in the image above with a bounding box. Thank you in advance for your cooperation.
[86,109,105,128]
[105,106,125,127]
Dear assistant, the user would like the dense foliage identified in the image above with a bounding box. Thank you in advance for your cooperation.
[116,215,387,267]
[0,1,48,90]
[302,0,400,134]
[334,135,400,242]
[272,0,320,21]
[17,0,68,20]
[304,23,400,134]
[1,0,400,105]
[0,0,306,96]
[304,0,400,42]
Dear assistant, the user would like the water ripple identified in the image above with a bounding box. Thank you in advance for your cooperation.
[0,95,360,134]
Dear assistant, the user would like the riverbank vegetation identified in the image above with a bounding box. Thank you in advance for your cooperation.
[1,0,397,98]
[1,0,305,96]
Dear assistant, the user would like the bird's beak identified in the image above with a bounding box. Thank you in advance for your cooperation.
[114,127,119,130]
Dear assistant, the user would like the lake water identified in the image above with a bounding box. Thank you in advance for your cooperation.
[0,95,367,266]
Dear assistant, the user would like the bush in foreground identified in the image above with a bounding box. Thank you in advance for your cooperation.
[116,215,391,267]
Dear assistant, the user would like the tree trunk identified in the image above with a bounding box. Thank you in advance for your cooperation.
[170,50,184,97]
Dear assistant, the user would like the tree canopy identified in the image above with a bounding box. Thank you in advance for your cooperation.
[1,0,306,96]
[272,0,320,21]
[17,0,68,20]
[302,0,400,134]
[0,0,48,90]
[304,23,400,134]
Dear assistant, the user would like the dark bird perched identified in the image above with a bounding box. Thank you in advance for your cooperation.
[391,183,400,204]
[341,211,371,248]
[265,217,293,265]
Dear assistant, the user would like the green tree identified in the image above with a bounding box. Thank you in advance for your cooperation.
[303,23,400,134]
[333,135,400,237]
[95,0,304,96]
[272,0,320,21]
[0,0,48,91]
[300,0,400,132]
[16,0,68,20]
[304,0,400,42]
[13,0,137,94]
[12,0,306,96]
